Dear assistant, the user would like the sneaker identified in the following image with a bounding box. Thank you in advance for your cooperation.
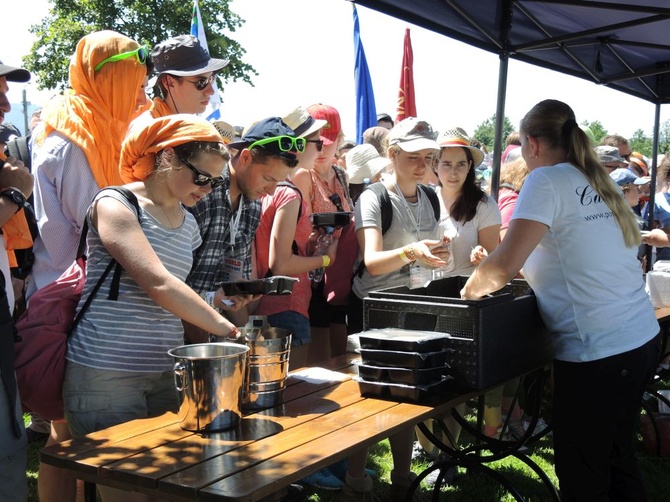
[507,419,527,441]
[523,417,552,438]
[422,455,457,488]
[279,483,307,502]
[301,467,345,490]
[328,458,377,482]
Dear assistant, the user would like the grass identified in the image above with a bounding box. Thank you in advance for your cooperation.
[25,386,670,501]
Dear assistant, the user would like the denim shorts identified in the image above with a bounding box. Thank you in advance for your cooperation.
[63,362,178,438]
[266,311,311,346]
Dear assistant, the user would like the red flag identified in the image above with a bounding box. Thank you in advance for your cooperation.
[396,28,416,123]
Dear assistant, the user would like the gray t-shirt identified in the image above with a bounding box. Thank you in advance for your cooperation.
[352,185,442,298]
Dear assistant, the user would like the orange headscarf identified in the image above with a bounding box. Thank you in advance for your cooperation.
[120,114,224,182]
[148,97,174,119]
[37,30,146,189]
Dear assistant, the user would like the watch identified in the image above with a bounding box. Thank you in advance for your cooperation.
[0,187,27,213]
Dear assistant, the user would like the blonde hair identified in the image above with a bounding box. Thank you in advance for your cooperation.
[520,99,640,248]
[500,157,529,192]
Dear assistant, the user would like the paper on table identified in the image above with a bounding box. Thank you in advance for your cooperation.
[290,367,349,384]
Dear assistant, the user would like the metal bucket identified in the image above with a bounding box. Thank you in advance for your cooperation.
[168,342,249,432]
[237,317,292,410]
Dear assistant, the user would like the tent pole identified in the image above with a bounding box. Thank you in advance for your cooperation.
[490,54,508,202]
[644,96,661,272]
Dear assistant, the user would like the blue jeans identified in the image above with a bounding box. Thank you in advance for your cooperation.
[266,311,311,346]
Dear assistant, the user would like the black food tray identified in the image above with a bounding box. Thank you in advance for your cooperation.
[221,276,298,296]
[358,363,447,385]
[310,212,353,228]
[355,377,452,404]
[359,348,451,369]
[358,328,447,353]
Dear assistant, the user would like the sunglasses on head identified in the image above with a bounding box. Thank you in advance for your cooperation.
[306,139,324,152]
[248,135,306,154]
[178,155,225,189]
[181,74,217,91]
[95,46,149,72]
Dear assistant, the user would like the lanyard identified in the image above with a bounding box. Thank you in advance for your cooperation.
[227,192,244,247]
[393,182,422,240]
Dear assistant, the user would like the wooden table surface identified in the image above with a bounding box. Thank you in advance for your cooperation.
[41,354,476,502]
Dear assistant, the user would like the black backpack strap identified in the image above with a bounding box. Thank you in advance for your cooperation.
[355,183,392,279]
[418,184,441,223]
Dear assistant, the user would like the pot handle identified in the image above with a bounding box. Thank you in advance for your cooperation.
[174,362,187,391]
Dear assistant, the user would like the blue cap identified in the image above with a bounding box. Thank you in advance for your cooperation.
[609,168,638,187]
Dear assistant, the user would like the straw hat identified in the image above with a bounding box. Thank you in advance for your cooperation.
[210,119,236,144]
[346,144,391,184]
[438,127,484,167]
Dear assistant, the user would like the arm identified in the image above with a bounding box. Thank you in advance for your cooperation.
[269,198,337,276]
[470,224,501,265]
[356,225,447,276]
[642,228,670,248]
[291,168,312,209]
[461,218,548,299]
[0,155,33,226]
[92,196,237,337]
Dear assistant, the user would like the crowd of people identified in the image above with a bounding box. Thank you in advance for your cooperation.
[0,28,666,502]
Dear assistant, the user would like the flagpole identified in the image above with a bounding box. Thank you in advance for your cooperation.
[191,0,222,120]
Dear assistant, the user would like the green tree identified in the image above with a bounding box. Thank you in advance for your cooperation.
[581,120,608,144]
[629,129,653,158]
[23,0,256,91]
[472,114,514,151]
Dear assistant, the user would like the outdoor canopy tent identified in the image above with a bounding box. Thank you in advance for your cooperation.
[354,0,670,205]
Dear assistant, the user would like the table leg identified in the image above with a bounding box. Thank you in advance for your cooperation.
[84,481,96,502]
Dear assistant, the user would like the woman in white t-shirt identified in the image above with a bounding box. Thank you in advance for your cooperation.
[462,99,660,501]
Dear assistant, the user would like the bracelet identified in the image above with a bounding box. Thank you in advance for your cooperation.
[322,254,331,268]
[404,244,416,262]
[204,291,216,308]
[399,248,412,264]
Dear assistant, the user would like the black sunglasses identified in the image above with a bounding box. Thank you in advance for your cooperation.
[181,74,216,91]
[306,139,324,152]
[178,155,225,189]
[329,193,344,212]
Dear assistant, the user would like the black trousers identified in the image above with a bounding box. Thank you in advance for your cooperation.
[553,334,661,502]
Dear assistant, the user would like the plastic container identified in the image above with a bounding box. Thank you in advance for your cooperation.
[358,363,447,385]
[359,348,451,369]
[363,276,550,390]
[221,276,298,296]
[355,377,452,403]
[358,328,447,353]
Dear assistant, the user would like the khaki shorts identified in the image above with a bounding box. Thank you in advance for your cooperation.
[63,362,178,438]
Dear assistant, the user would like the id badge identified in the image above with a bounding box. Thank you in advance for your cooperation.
[409,264,432,289]
[222,257,244,282]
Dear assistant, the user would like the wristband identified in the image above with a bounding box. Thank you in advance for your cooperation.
[322,254,331,268]
[204,291,216,308]
[399,248,412,264]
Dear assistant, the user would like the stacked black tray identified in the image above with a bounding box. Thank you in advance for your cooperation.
[355,328,453,403]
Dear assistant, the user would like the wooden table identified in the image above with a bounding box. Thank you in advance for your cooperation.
[41,354,477,502]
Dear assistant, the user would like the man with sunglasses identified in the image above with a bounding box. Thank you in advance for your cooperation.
[144,34,228,118]
[185,117,302,338]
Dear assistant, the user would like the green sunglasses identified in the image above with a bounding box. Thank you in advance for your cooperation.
[95,45,150,72]
[248,135,306,154]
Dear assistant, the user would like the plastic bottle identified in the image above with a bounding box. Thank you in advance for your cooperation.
[309,227,335,283]
[432,217,457,280]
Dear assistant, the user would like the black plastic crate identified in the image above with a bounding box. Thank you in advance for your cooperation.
[363,276,551,390]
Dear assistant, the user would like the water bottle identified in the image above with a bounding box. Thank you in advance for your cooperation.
[432,217,457,280]
[309,228,334,283]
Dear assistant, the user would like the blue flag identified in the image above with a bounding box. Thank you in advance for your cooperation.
[191,0,221,120]
[353,5,377,144]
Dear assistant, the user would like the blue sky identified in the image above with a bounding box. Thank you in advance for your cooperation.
[5,0,670,140]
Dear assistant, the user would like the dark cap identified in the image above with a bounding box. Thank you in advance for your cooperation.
[228,117,297,150]
[377,112,394,124]
[151,35,228,77]
[0,122,21,143]
[0,60,30,83]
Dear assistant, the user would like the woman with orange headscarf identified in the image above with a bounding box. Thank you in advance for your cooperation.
[30,30,150,502]
[62,115,246,501]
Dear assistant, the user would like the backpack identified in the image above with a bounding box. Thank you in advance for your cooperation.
[13,187,141,420]
[355,182,440,278]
